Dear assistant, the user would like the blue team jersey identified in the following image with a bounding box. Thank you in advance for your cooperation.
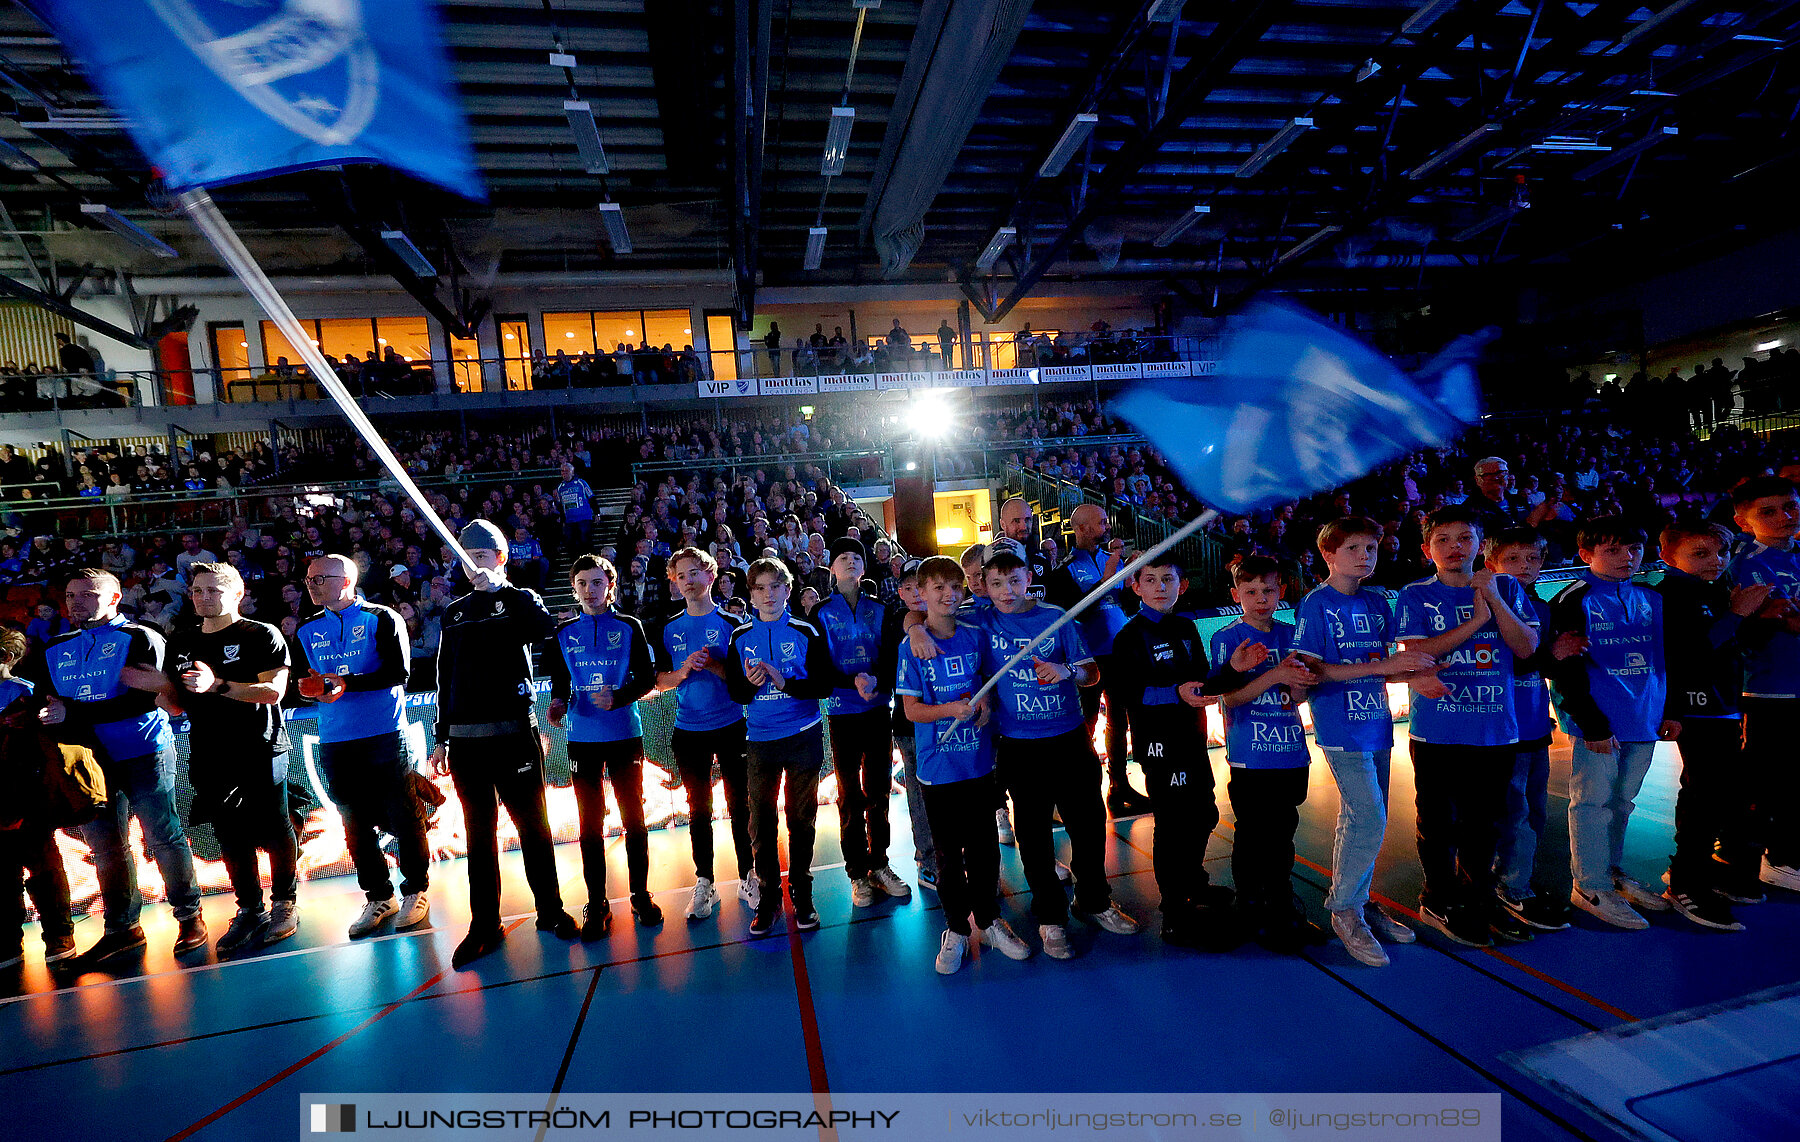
[296,600,406,744]
[976,604,1093,740]
[45,616,173,762]
[0,675,33,712]
[508,538,543,564]
[1209,619,1308,769]
[1516,591,1554,742]
[1732,542,1800,699]
[1292,584,1393,752]
[556,479,595,522]
[556,611,645,743]
[1549,573,1667,742]
[656,607,745,732]
[730,610,825,742]
[812,591,887,715]
[1396,574,1537,746]
[1059,548,1129,656]
[894,621,995,785]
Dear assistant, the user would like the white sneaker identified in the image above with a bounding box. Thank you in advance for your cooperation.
[395,892,430,929]
[347,896,397,938]
[1761,857,1800,892]
[1571,887,1648,930]
[851,877,877,907]
[979,919,1033,961]
[1364,902,1416,944]
[870,866,912,899]
[995,808,1015,846]
[1038,923,1074,960]
[1614,874,1672,912]
[935,930,969,975]
[740,872,761,911]
[1332,908,1389,968]
[686,877,717,921]
[1083,905,1140,935]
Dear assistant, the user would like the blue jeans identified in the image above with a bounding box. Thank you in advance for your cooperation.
[1567,738,1657,895]
[1321,749,1390,912]
[1496,742,1551,898]
[80,744,201,932]
[894,733,936,878]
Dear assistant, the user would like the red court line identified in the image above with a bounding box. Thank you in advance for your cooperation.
[162,917,528,1142]
[780,885,838,1142]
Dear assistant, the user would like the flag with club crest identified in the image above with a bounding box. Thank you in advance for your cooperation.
[38,0,482,198]
[1112,301,1487,514]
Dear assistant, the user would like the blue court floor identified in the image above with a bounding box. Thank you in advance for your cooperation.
[3,732,1796,1141]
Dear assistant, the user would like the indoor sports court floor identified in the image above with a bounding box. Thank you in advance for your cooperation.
[3,732,1796,1141]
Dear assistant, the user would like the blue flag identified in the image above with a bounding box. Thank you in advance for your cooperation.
[1112,301,1485,514]
[40,0,482,199]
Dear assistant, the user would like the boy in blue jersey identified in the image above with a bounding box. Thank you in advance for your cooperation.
[556,461,596,550]
[0,627,75,969]
[1656,521,1770,930]
[1397,506,1540,948]
[724,558,848,936]
[1728,475,1800,895]
[955,542,1013,848]
[973,546,1138,959]
[41,568,205,962]
[1293,519,1434,967]
[550,555,660,938]
[875,560,939,890]
[296,555,432,940]
[896,556,1032,973]
[1548,518,1676,930]
[812,538,910,907]
[654,547,753,922]
[1213,555,1326,954]
[1485,528,1576,933]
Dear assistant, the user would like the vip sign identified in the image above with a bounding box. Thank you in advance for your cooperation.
[697,378,757,398]
[1191,360,1220,375]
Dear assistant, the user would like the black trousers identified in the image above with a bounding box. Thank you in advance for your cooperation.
[996,729,1111,925]
[569,738,650,904]
[1080,654,1133,785]
[1740,698,1800,869]
[203,755,299,913]
[671,720,752,882]
[747,725,824,899]
[1143,737,1218,912]
[1671,717,1753,889]
[0,820,72,952]
[448,730,564,930]
[318,731,430,902]
[1409,739,1515,911]
[922,773,1001,936]
[1226,766,1309,908]
[829,709,893,878]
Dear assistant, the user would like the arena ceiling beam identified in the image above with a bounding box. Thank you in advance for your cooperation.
[0,267,150,348]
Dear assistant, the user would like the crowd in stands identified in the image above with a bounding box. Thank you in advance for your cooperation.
[759,319,1185,377]
[529,344,708,388]
[0,333,130,410]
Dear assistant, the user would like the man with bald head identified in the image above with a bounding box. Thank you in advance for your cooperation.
[296,554,432,939]
[1045,503,1152,817]
[998,496,1052,600]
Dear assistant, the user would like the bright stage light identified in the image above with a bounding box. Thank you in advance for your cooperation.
[909,389,953,439]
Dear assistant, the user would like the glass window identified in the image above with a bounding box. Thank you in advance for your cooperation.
[448,327,482,393]
[641,309,691,355]
[498,316,532,390]
[209,323,249,401]
[376,316,431,363]
[705,314,737,382]
[318,317,377,364]
[543,312,596,357]
[259,319,312,372]
[590,310,637,354]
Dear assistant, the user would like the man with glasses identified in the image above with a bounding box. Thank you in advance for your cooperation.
[1471,457,1558,534]
[296,555,432,939]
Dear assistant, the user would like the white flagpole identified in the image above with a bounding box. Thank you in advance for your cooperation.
[942,507,1219,740]
[176,189,479,576]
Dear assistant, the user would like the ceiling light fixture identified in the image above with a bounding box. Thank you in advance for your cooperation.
[598,202,632,254]
[1038,113,1099,178]
[379,230,437,277]
[1153,204,1211,247]
[803,226,827,270]
[79,203,177,258]
[821,106,856,176]
[564,100,610,174]
[975,225,1017,272]
[1236,117,1312,178]
[1404,122,1500,180]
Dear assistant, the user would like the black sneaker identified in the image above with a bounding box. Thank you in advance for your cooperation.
[1489,906,1535,944]
[630,895,665,927]
[748,904,778,936]
[83,926,147,963]
[1498,891,1568,931]
[580,904,613,942]
[1106,788,1153,818]
[1712,856,1766,904]
[451,927,505,970]
[537,911,579,940]
[792,897,819,931]
[1665,886,1744,932]
[1417,903,1492,948]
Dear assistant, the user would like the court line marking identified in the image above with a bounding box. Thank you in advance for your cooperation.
[781,887,839,1142]
[160,916,529,1142]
